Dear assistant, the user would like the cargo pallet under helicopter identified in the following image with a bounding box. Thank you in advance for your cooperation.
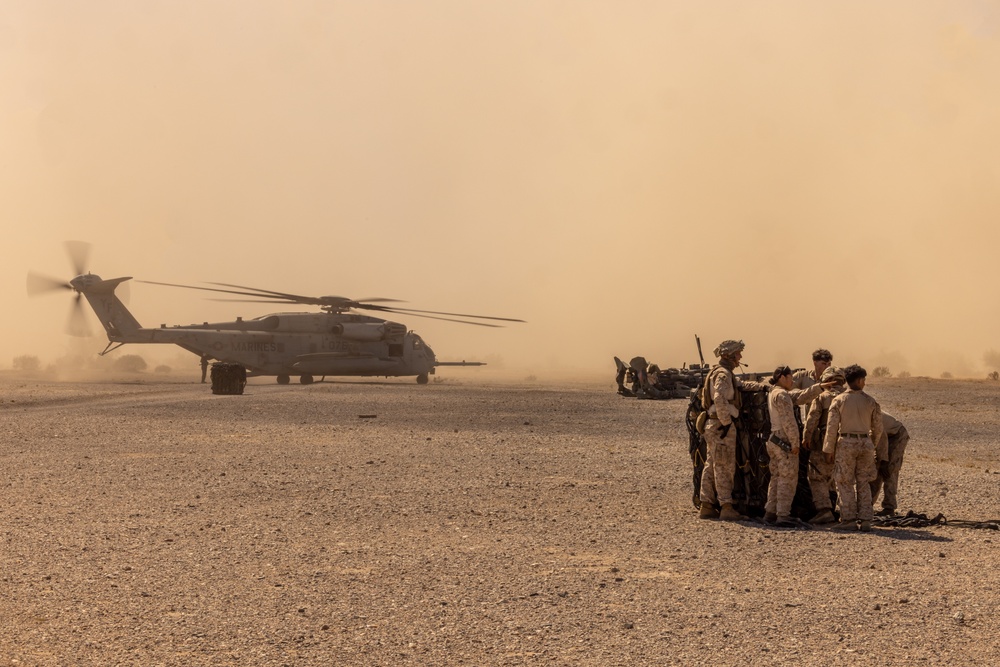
[28,243,523,385]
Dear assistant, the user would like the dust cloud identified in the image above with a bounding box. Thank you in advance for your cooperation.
[3,2,1000,380]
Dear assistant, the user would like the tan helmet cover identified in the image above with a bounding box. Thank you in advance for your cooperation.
[713,339,745,358]
[821,366,846,383]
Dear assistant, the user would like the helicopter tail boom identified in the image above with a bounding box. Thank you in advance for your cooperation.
[78,276,142,338]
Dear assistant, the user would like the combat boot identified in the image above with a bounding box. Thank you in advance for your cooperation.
[830,520,858,532]
[763,512,777,525]
[718,503,744,522]
[810,509,836,525]
[859,520,873,533]
[874,507,895,517]
[699,502,720,520]
[775,516,798,528]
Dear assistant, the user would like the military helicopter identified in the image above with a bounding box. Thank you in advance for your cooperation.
[28,242,524,384]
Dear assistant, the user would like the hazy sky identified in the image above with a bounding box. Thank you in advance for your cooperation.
[3,1,1000,377]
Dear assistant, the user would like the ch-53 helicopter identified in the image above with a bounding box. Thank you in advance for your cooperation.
[28,242,524,384]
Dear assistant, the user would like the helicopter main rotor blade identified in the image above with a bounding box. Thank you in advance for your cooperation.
[375,308,503,328]
[27,272,72,296]
[207,298,304,304]
[139,279,522,325]
[65,240,91,276]
[209,283,406,307]
[367,305,526,324]
[207,282,325,303]
[138,280,308,303]
[355,297,406,304]
[67,293,92,337]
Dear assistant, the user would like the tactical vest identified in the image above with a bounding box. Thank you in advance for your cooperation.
[700,364,742,414]
[814,389,842,445]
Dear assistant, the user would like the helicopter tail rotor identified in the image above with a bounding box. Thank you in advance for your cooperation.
[27,241,97,337]
[65,240,91,277]
[67,293,92,337]
[26,271,73,296]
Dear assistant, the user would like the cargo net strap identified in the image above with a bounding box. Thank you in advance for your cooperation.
[733,389,777,513]
[873,510,1000,530]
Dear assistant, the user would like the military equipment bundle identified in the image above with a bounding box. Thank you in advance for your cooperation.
[211,362,247,395]
[687,383,819,518]
[614,355,709,400]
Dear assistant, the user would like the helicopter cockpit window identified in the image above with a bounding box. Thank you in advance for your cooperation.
[413,336,423,350]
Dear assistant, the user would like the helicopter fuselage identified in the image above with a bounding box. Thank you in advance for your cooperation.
[140,311,437,378]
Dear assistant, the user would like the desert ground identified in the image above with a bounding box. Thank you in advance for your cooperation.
[1,372,998,666]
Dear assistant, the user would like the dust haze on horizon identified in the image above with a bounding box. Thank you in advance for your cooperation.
[3,1,1000,381]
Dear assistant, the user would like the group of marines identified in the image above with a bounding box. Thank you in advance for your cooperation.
[698,340,909,532]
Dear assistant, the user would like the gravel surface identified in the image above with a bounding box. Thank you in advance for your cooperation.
[1,374,998,666]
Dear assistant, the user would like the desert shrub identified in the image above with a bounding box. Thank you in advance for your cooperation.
[989,371,1000,381]
[871,366,892,378]
[12,355,41,372]
[525,375,537,382]
[113,354,148,373]
[154,365,172,374]
[897,370,911,379]
[940,371,953,379]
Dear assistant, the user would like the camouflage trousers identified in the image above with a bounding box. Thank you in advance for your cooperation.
[833,436,878,522]
[807,448,835,511]
[870,427,909,511]
[764,442,798,518]
[700,419,737,506]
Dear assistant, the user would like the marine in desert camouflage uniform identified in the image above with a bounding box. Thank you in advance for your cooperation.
[871,412,909,516]
[638,363,667,399]
[823,365,885,532]
[763,366,830,526]
[614,357,635,397]
[699,339,770,521]
[792,349,833,421]
[801,366,847,524]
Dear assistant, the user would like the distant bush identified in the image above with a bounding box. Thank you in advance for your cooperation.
[871,366,892,378]
[940,371,953,379]
[989,371,999,381]
[525,375,537,382]
[154,365,172,374]
[113,354,148,373]
[12,355,41,372]
[897,370,911,379]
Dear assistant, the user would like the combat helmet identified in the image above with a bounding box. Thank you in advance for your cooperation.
[713,339,744,358]
[821,366,846,384]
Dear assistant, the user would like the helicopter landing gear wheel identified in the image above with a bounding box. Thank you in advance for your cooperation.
[277,374,290,385]
[416,373,429,385]
[300,374,314,385]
